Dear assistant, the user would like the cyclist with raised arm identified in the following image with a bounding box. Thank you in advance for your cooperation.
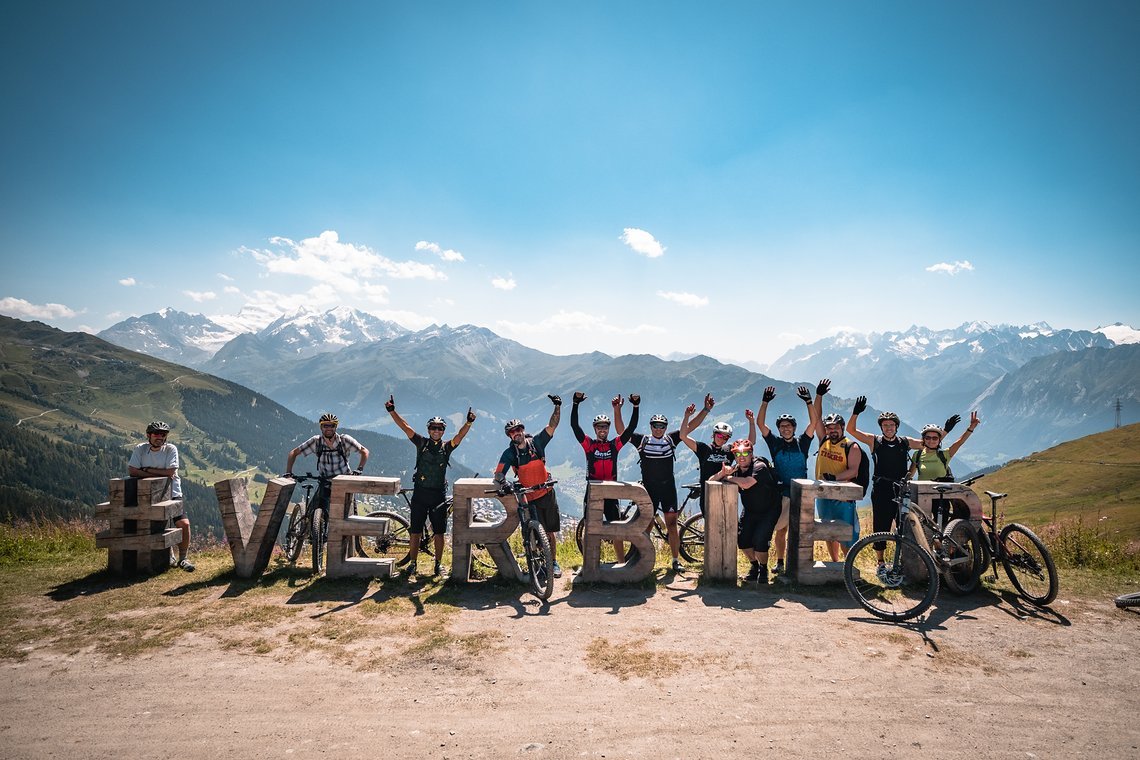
[756,385,818,576]
[493,394,564,577]
[385,395,476,576]
[679,393,746,518]
[284,412,369,521]
[707,438,781,583]
[570,391,639,562]
[846,397,961,576]
[128,420,194,572]
[619,395,710,571]
[908,411,981,523]
[812,380,861,562]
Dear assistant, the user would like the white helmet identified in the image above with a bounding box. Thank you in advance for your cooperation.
[712,422,733,437]
[650,414,668,426]
[593,414,611,425]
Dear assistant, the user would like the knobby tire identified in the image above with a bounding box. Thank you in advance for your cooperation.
[282,504,309,564]
[526,520,554,600]
[999,523,1058,606]
[310,507,327,575]
[359,510,413,565]
[1114,591,1140,609]
[679,513,705,564]
[844,532,939,622]
[941,519,983,595]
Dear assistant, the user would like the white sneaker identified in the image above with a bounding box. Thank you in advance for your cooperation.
[552,562,563,578]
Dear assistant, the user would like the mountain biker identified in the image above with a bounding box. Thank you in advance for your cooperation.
[706,439,781,584]
[812,380,862,561]
[128,420,194,572]
[618,396,710,572]
[386,395,476,576]
[908,411,981,523]
[493,394,564,578]
[570,391,640,562]
[756,384,818,576]
[283,413,369,527]
[846,398,961,575]
[679,393,752,519]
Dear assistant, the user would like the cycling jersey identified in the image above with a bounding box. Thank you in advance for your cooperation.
[496,429,554,499]
[763,431,813,497]
[571,402,638,480]
[629,430,682,484]
[410,433,456,490]
[871,435,911,484]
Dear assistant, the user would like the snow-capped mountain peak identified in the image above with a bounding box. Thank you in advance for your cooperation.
[1094,323,1140,345]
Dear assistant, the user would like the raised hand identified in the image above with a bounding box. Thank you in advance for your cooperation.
[685,403,697,417]
[853,396,868,416]
[816,378,831,397]
[745,409,755,421]
[573,391,586,404]
[611,394,623,408]
[704,393,715,410]
[943,414,962,434]
[384,395,395,412]
[968,411,980,430]
[629,393,641,406]
[548,394,562,406]
[796,386,812,403]
[467,407,476,423]
[762,386,776,404]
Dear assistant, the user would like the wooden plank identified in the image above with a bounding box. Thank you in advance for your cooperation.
[703,482,738,582]
[574,481,654,584]
[215,477,295,579]
[451,479,524,583]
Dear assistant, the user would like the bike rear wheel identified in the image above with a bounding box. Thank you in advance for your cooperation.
[844,532,939,622]
[941,519,983,595]
[1114,591,1140,609]
[679,513,705,564]
[999,523,1058,606]
[310,507,328,574]
[525,520,554,600]
[357,510,414,565]
[281,504,309,564]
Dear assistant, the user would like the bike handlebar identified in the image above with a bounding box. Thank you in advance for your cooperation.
[484,479,558,495]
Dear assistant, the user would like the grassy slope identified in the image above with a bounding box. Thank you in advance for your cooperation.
[969,422,1140,541]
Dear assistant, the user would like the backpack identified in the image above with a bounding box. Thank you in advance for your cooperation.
[415,437,452,482]
[316,437,350,468]
[911,448,954,482]
[637,432,677,459]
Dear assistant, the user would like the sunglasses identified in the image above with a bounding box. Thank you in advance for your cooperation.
[650,423,667,429]
[508,427,525,435]
[734,452,751,458]
[923,434,941,441]
[428,426,445,432]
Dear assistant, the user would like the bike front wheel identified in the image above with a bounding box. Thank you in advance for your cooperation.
[941,519,983,595]
[358,510,414,565]
[999,523,1058,606]
[525,520,554,600]
[844,532,939,622]
[310,507,328,575]
[679,513,705,564]
[1114,591,1140,609]
[281,504,309,564]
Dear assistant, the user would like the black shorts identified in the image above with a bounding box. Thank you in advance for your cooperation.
[410,487,448,535]
[644,480,679,513]
[529,490,561,533]
[584,485,622,522]
[738,505,780,552]
[870,482,897,550]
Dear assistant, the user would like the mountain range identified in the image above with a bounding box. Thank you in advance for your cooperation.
[96,308,1140,481]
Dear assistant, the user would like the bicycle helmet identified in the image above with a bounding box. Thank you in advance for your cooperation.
[650,414,668,426]
[427,416,446,429]
[504,419,525,434]
[878,411,901,427]
[592,414,611,426]
[921,423,945,439]
[775,413,796,427]
[712,422,733,437]
[822,413,845,428]
[730,439,753,454]
[318,412,339,427]
[146,420,170,434]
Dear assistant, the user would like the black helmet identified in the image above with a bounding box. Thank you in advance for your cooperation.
[146,420,170,434]
[775,413,796,427]
[878,411,901,426]
[318,412,339,427]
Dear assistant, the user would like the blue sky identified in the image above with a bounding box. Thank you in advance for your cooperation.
[2,1,1138,364]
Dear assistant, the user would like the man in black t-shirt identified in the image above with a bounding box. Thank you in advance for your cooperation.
[386,395,476,576]
[756,385,817,575]
[707,439,781,584]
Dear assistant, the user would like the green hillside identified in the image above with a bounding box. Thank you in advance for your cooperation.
[970,422,1140,542]
[0,316,469,537]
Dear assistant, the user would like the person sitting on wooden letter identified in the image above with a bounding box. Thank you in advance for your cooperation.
[128,420,194,571]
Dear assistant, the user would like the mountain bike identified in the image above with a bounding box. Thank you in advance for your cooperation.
[280,474,333,574]
[1115,592,1140,609]
[572,483,703,563]
[974,485,1059,606]
[356,484,495,572]
[485,479,557,600]
[843,479,984,621]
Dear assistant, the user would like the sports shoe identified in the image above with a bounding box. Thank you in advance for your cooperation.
[177,557,196,572]
[169,549,178,568]
[552,561,563,578]
[744,564,761,582]
[757,566,769,584]
[432,562,447,577]
[876,563,889,582]
[671,559,684,572]
[773,559,785,576]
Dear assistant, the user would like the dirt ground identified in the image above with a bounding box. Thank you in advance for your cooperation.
[2,562,1138,760]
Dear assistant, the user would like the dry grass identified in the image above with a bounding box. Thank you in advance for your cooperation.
[584,634,690,682]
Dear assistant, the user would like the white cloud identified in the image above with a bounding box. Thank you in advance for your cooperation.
[242,230,446,294]
[925,260,975,275]
[118,277,136,287]
[491,276,517,291]
[620,227,666,258]
[656,290,708,308]
[498,310,665,337]
[183,290,217,302]
[0,297,79,319]
[223,286,241,294]
[415,240,465,262]
[217,273,234,282]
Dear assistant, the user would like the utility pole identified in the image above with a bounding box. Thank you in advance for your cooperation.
[1115,397,1122,428]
